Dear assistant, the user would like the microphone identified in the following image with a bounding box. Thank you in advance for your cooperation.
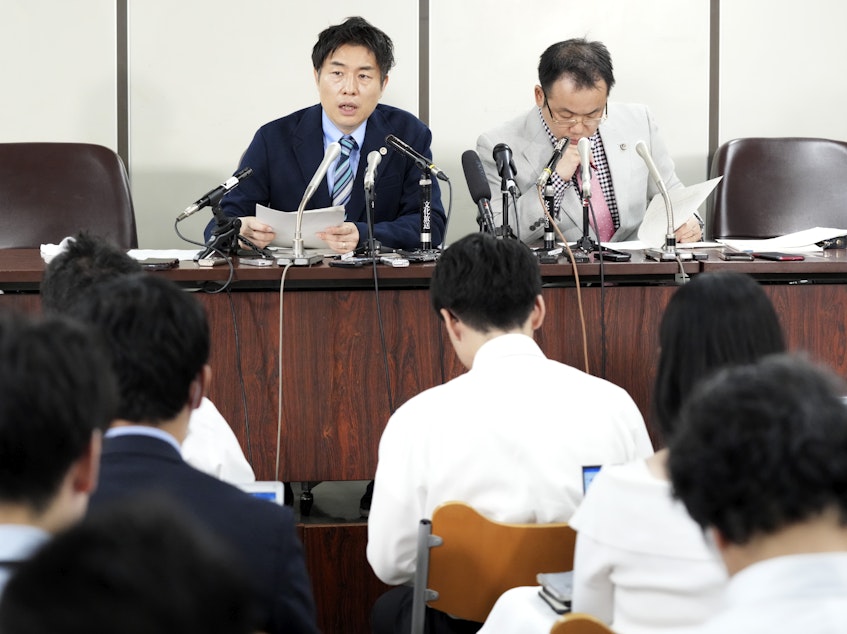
[635,140,670,197]
[299,142,342,210]
[385,134,449,181]
[636,140,689,261]
[282,142,341,265]
[577,138,592,200]
[364,149,383,190]
[492,143,518,194]
[177,167,253,221]
[461,150,496,234]
[535,137,570,188]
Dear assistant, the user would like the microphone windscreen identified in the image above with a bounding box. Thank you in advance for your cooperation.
[461,150,492,203]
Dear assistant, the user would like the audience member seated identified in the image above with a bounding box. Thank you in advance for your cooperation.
[668,354,847,633]
[0,495,259,634]
[569,271,786,632]
[40,232,256,483]
[70,273,318,634]
[479,271,786,634]
[367,233,654,634]
[0,312,117,598]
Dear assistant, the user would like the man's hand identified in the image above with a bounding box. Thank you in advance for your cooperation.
[674,216,702,243]
[239,217,275,249]
[317,222,360,254]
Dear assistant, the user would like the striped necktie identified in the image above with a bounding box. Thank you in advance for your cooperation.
[332,136,357,208]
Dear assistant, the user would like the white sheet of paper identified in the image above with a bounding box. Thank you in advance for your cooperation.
[637,177,723,248]
[256,203,345,249]
[718,227,847,254]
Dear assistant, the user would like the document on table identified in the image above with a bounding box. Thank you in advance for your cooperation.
[256,204,345,249]
[637,177,722,248]
[718,227,847,254]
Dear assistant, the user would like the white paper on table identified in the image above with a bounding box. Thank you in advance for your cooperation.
[256,203,345,249]
[637,177,723,248]
[718,227,847,254]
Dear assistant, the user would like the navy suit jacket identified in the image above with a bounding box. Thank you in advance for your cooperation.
[89,434,318,634]
[207,103,446,250]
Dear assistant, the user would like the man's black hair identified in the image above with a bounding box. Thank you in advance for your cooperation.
[0,312,117,511]
[430,233,542,333]
[538,38,616,94]
[311,16,395,82]
[69,274,210,425]
[669,354,847,545]
[40,232,142,315]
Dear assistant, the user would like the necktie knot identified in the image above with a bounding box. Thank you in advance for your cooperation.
[340,136,356,155]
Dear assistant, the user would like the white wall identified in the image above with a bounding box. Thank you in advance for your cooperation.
[719,3,847,143]
[0,0,117,147]
[2,1,845,247]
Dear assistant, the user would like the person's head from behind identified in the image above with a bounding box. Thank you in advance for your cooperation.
[430,233,544,368]
[0,312,117,531]
[535,38,615,145]
[0,495,259,634]
[312,16,395,135]
[653,271,785,444]
[40,232,142,315]
[668,354,847,574]
[69,274,210,432]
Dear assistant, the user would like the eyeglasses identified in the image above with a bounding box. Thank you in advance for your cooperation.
[543,95,607,129]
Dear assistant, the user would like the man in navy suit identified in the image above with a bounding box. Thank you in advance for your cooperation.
[75,274,318,634]
[208,16,446,253]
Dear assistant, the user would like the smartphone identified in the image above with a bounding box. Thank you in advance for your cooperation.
[197,257,227,267]
[240,257,275,267]
[593,250,631,262]
[719,250,754,261]
[139,257,179,270]
[752,252,805,261]
[328,259,364,268]
[380,254,410,267]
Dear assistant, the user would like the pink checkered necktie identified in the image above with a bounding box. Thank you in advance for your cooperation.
[577,162,615,243]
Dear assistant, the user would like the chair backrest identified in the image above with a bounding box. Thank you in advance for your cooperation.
[550,612,615,634]
[707,137,847,240]
[0,142,138,249]
[413,501,576,629]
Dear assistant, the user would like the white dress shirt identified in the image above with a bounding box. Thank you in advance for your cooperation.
[367,334,653,586]
[182,397,255,484]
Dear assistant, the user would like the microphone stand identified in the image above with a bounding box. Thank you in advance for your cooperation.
[542,184,556,251]
[195,204,273,261]
[363,183,382,259]
[419,166,433,251]
[576,193,598,253]
[497,178,518,240]
[400,165,440,261]
[644,188,694,263]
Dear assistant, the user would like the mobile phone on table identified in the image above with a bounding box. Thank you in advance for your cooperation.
[240,257,275,267]
[752,252,805,261]
[719,250,754,261]
[139,257,179,270]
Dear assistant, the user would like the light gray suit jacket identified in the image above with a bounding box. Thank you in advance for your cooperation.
[477,103,682,243]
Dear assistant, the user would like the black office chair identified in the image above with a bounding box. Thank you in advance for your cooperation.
[0,142,138,249]
[708,137,847,239]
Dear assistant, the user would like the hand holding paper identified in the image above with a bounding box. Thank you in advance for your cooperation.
[637,177,722,247]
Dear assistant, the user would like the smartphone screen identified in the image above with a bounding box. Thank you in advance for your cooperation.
[752,252,805,261]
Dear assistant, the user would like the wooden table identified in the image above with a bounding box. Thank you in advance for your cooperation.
[3,248,846,483]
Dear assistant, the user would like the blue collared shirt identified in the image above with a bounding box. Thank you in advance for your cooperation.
[321,111,367,193]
